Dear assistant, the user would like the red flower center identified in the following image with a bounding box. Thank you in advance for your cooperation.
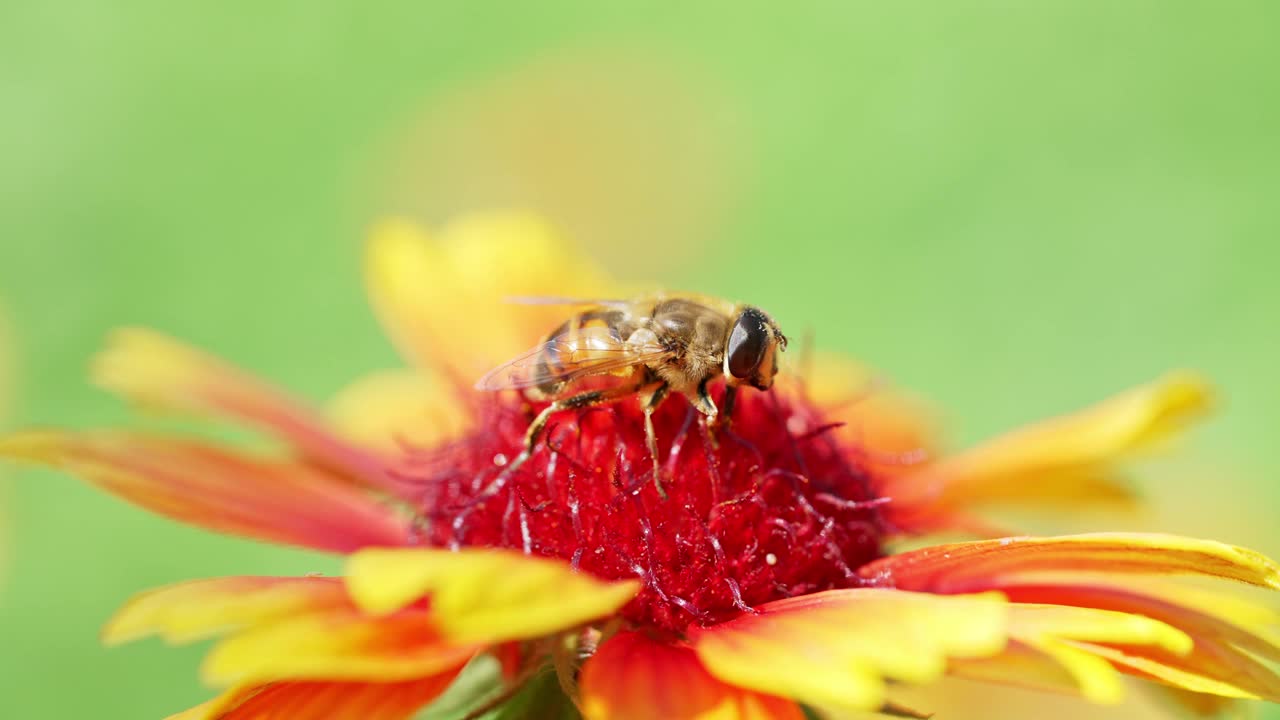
[400,384,886,634]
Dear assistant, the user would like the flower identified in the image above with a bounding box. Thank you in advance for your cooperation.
[3,212,1279,719]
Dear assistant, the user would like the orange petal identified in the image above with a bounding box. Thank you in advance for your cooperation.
[580,631,804,720]
[689,588,1008,712]
[345,547,639,644]
[104,576,349,646]
[888,469,1145,538]
[201,606,476,686]
[492,641,525,683]
[888,372,1211,517]
[0,430,410,552]
[364,214,616,382]
[799,353,939,481]
[859,533,1280,593]
[91,327,394,491]
[326,368,469,453]
[168,673,459,720]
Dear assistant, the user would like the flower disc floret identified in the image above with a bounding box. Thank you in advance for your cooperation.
[405,384,886,634]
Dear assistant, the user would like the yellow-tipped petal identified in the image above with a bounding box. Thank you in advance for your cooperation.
[1068,641,1261,700]
[200,608,476,686]
[344,547,639,644]
[90,327,392,490]
[364,213,615,380]
[933,559,1280,703]
[1150,685,1252,717]
[860,532,1280,593]
[952,603,1193,705]
[103,576,349,646]
[1009,603,1193,655]
[168,675,460,720]
[326,369,469,453]
[954,594,1280,707]
[997,575,1280,663]
[91,326,218,410]
[0,430,410,553]
[690,588,1008,712]
[1031,639,1130,704]
[945,641,1102,701]
[891,371,1212,518]
[580,631,804,720]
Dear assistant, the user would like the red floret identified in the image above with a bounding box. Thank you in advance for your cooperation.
[400,383,886,635]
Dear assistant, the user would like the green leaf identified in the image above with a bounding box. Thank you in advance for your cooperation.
[486,669,580,720]
[417,655,504,720]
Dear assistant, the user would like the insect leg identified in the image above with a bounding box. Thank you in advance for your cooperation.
[712,384,738,431]
[692,377,719,420]
[511,381,648,472]
[642,381,671,498]
[692,377,722,450]
[450,385,635,548]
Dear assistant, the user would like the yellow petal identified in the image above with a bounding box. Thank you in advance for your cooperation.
[90,327,393,490]
[581,631,804,720]
[891,371,1212,514]
[344,547,639,644]
[363,213,615,381]
[104,576,349,646]
[168,674,460,720]
[201,607,476,686]
[326,369,469,453]
[689,588,1008,712]
[0,430,410,553]
[860,533,1280,593]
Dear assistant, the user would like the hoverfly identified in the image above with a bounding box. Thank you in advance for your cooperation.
[476,294,787,496]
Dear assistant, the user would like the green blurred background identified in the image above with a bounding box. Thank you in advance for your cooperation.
[2,3,1278,718]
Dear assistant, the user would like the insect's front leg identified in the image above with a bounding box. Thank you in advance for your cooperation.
[691,377,726,450]
[641,381,671,499]
[712,384,737,431]
[692,376,719,421]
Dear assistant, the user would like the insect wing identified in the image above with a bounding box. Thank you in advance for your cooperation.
[475,334,672,391]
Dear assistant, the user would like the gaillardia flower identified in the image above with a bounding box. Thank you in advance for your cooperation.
[5,214,1279,719]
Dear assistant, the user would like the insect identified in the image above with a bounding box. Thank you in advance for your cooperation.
[476,294,787,497]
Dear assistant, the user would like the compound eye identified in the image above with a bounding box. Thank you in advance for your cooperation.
[727,311,767,379]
